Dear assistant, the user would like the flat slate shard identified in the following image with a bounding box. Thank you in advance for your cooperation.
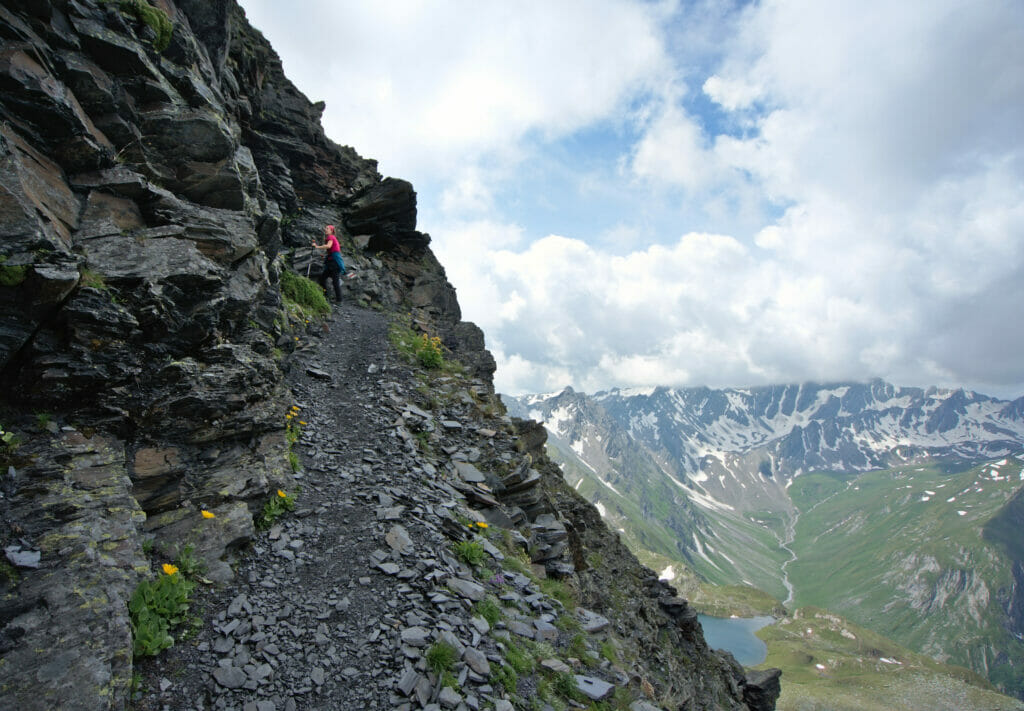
[454,461,486,484]
[4,546,41,569]
[577,608,611,633]
[385,524,414,555]
[397,669,420,696]
[213,666,247,689]
[574,675,614,701]
[446,577,485,601]
[400,626,430,647]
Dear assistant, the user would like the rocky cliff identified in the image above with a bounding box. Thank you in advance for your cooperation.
[0,2,778,709]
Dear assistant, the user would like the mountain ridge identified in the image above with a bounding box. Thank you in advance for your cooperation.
[504,380,1024,699]
[514,380,1024,506]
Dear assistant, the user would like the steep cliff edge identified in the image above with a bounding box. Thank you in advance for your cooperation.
[0,1,778,709]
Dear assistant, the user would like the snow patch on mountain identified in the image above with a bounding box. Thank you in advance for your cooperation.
[665,474,735,513]
[545,405,575,436]
[692,533,722,571]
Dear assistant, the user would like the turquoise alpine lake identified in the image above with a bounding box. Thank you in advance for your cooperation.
[697,615,774,666]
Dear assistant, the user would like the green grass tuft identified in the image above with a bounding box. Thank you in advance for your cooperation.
[118,0,173,51]
[474,596,502,627]
[453,539,485,567]
[280,269,330,316]
[425,641,457,674]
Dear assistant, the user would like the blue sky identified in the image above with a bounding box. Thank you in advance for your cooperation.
[236,0,1024,399]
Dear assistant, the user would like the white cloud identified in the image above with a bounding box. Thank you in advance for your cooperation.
[702,74,760,112]
[437,204,1022,396]
[709,0,1024,207]
[239,0,670,182]
[239,0,1024,399]
[629,104,721,190]
[440,167,495,216]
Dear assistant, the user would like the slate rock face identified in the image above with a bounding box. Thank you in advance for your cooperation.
[0,1,467,707]
[0,0,459,535]
[0,428,145,711]
[0,3,779,711]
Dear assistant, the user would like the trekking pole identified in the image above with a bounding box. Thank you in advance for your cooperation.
[306,245,313,277]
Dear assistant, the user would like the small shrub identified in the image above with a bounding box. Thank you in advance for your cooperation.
[474,596,502,627]
[439,670,459,691]
[174,544,205,578]
[118,0,173,52]
[425,641,457,675]
[79,268,107,290]
[280,269,329,316]
[0,560,19,585]
[600,640,619,665]
[0,256,27,287]
[567,632,588,660]
[540,578,576,610]
[415,333,443,369]
[500,552,533,578]
[414,430,433,455]
[552,670,584,702]
[0,425,20,454]
[389,317,462,373]
[555,614,583,633]
[504,641,534,675]
[285,405,304,472]
[129,568,195,657]
[532,640,556,661]
[536,676,561,709]
[258,489,295,529]
[453,540,485,567]
[492,664,517,694]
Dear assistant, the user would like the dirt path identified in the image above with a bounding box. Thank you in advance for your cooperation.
[134,301,435,709]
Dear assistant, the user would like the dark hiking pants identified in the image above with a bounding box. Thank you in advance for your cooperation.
[319,257,342,302]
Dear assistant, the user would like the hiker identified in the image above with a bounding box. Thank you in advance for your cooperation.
[312,224,346,302]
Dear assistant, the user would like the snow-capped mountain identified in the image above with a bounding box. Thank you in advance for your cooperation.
[507,380,1024,515]
[503,381,1024,698]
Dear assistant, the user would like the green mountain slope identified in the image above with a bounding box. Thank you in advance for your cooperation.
[546,436,791,599]
[787,457,1024,697]
[550,428,1024,705]
[759,607,1024,711]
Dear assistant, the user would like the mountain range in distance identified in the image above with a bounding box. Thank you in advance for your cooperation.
[502,379,1024,702]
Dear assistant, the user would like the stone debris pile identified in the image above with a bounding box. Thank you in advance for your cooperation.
[132,304,689,711]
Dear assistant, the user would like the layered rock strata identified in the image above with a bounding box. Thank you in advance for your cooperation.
[0,1,778,709]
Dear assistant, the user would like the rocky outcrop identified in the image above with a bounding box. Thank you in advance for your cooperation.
[0,2,778,710]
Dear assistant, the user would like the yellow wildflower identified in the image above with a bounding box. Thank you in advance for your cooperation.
[476,522,489,528]
[201,510,216,519]
[162,563,179,575]
[298,421,307,426]
[277,489,287,498]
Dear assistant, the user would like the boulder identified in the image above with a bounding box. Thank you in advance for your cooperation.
[743,668,783,711]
